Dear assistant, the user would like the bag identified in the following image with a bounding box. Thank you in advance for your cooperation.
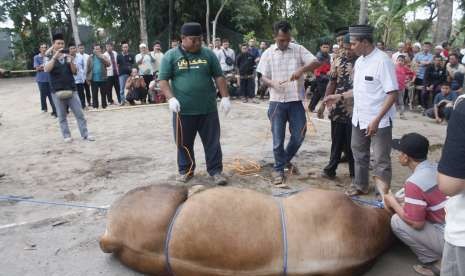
[223,49,234,66]
[55,90,73,100]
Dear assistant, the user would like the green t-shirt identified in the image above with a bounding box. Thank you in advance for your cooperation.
[158,47,224,115]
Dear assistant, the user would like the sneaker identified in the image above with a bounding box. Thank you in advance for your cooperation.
[285,162,300,175]
[176,172,194,183]
[83,135,95,141]
[250,98,259,104]
[242,98,248,103]
[64,137,73,143]
[212,173,228,186]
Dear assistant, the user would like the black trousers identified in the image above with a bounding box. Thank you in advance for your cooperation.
[324,120,355,177]
[172,112,223,176]
[105,75,120,104]
[76,83,86,108]
[240,77,255,98]
[309,76,329,112]
[142,75,153,102]
[91,81,107,108]
[84,82,92,106]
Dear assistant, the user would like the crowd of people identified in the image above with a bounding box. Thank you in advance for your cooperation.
[31,20,464,276]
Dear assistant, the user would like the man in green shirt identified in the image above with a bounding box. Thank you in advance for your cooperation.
[159,22,231,185]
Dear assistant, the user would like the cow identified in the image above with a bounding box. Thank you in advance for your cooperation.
[100,184,393,276]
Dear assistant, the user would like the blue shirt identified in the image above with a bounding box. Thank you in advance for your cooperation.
[92,55,103,82]
[434,91,458,106]
[33,54,50,83]
[414,52,433,79]
[249,47,260,60]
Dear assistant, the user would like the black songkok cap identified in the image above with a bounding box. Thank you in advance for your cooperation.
[335,27,349,37]
[349,25,374,38]
[52,33,64,41]
[181,22,202,36]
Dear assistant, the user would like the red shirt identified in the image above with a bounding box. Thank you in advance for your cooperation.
[314,62,330,77]
[403,161,447,224]
[395,64,415,91]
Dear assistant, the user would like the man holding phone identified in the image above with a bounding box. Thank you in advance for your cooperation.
[44,33,93,143]
[324,25,398,197]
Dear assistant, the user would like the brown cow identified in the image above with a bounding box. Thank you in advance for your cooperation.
[100,185,393,276]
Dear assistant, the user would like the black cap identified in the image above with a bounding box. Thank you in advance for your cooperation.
[181,22,202,36]
[335,27,349,37]
[52,33,64,41]
[392,133,429,160]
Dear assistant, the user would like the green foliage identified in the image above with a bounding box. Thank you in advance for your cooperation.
[0,58,27,70]
[243,31,255,43]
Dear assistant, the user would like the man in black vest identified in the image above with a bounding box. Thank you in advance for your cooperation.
[45,33,94,143]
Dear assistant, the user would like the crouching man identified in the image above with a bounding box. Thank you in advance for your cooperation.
[45,33,94,143]
[384,133,447,276]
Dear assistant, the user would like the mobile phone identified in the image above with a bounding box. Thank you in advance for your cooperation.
[60,49,69,54]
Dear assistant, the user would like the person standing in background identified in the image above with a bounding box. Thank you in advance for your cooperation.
[78,43,92,107]
[117,41,134,106]
[150,41,164,75]
[103,42,121,104]
[86,44,111,109]
[69,43,87,109]
[33,43,57,117]
[135,43,155,103]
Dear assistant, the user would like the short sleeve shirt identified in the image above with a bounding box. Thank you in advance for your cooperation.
[402,161,447,224]
[414,52,433,79]
[438,95,465,246]
[158,47,223,115]
[352,48,398,129]
[434,91,458,106]
[135,53,154,76]
[256,43,316,103]
[33,54,49,83]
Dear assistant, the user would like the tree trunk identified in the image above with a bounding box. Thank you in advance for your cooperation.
[68,0,81,45]
[206,0,210,44]
[212,0,228,42]
[169,0,174,44]
[433,0,453,44]
[358,0,368,24]
[139,0,148,45]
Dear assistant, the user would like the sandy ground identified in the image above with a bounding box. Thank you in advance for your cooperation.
[0,77,449,276]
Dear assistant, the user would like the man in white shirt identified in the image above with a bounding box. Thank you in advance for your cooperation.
[391,42,406,63]
[150,41,164,74]
[69,43,87,109]
[325,25,398,197]
[103,42,121,104]
[135,43,155,103]
[437,95,465,276]
[213,38,222,60]
[217,39,235,73]
[257,20,320,186]
[78,43,92,106]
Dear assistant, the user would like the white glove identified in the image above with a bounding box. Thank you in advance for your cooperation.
[220,97,231,115]
[168,97,181,113]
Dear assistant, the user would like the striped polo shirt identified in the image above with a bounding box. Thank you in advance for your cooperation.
[404,160,447,224]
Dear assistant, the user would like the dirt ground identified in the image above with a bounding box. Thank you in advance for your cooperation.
[0,77,449,275]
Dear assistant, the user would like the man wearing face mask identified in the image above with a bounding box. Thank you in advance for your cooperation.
[159,22,230,185]
[257,20,321,186]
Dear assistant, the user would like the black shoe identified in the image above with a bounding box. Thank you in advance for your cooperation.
[321,170,336,180]
[51,112,57,118]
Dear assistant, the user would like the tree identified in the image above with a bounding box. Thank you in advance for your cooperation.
[139,0,148,44]
[68,0,81,45]
[434,0,453,44]
[206,0,211,43]
[359,0,368,24]
[212,0,229,42]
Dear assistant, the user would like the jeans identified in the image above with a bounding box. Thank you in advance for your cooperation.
[37,82,56,114]
[118,74,129,103]
[91,81,107,108]
[267,101,307,173]
[172,112,223,176]
[51,91,89,139]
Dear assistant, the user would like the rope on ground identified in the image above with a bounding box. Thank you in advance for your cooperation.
[0,195,109,211]
[350,196,384,209]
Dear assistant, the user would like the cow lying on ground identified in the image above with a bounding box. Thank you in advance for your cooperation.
[100,185,393,276]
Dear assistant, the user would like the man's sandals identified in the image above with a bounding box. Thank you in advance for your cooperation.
[345,184,369,197]
[413,262,441,276]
